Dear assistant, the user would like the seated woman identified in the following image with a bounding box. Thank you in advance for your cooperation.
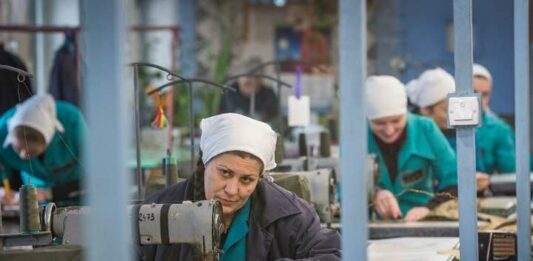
[406,67,495,192]
[366,75,458,222]
[0,94,86,205]
[138,113,341,261]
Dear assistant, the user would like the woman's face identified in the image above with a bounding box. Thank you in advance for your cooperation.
[370,114,407,144]
[420,100,448,130]
[204,153,262,218]
[11,138,46,159]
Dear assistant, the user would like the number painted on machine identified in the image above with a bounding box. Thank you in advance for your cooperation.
[138,212,156,222]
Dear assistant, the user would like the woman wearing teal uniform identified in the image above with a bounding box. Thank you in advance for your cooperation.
[0,94,86,204]
[406,68,490,192]
[472,64,516,174]
[366,75,458,222]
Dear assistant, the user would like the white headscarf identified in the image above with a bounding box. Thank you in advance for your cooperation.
[406,68,456,108]
[365,75,407,120]
[200,113,277,171]
[473,63,492,82]
[3,94,64,148]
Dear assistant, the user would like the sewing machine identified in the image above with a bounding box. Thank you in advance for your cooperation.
[0,200,224,261]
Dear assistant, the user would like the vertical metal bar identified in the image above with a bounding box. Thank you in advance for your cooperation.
[339,0,367,260]
[33,0,45,94]
[250,85,256,117]
[453,0,478,260]
[275,63,282,131]
[514,0,531,259]
[179,0,197,171]
[82,0,131,260]
[189,81,194,172]
[178,0,198,78]
[133,65,143,200]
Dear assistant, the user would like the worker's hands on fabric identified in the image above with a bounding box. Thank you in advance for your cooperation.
[374,189,402,219]
[476,172,490,192]
[404,206,430,222]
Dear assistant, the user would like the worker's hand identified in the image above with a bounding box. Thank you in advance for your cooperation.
[404,206,430,222]
[1,194,17,206]
[476,172,490,192]
[374,189,402,219]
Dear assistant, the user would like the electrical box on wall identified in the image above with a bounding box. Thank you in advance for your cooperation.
[447,94,481,127]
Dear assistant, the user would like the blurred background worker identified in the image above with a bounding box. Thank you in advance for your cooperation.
[406,68,490,192]
[366,75,458,222]
[219,57,279,123]
[472,64,516,174]
[0,94,86,206]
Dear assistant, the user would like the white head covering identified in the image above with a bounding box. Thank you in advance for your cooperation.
[473,63,492,82]
[406,68,456,108]
[365,75,407,120]
[200,113,277,171]
[3,94,64,148]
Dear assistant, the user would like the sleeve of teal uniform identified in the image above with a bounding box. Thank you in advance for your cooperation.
[494,121,516,173]
[0,111,15,181]
[426,121,458,190]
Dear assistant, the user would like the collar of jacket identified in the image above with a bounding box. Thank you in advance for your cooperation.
[398,113,436,168]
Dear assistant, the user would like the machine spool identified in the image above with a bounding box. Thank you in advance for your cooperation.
[298,133,307,157]
[20,184,41,233]
[319,131,331,157]
[274,134,284,165]
[163,154,178,187]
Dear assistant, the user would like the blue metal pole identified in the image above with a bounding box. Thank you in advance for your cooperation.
[339,0,367,260]
[514,0,531,259]
[178,0,198,78]
[453,0,478,260]
[82,1,131,260]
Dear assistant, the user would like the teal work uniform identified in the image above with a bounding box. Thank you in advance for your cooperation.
[368,113,458,215]
[476,113,515,174]
[221,199,251,261]
[0,102,86,187]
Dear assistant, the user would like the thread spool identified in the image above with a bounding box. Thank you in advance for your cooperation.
[275,135,284,165]
[19,184,41,233]
[163,155,178,187]
[319,131,331,157]
[298,133,307,157]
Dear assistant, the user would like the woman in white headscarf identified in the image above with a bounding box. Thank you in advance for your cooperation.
[366,75,458,222]
[138,113,340,261]
[0,94,86,205]
[406,68,491,192]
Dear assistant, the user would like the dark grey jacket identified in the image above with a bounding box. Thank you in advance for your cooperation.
[138,179,341,261]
